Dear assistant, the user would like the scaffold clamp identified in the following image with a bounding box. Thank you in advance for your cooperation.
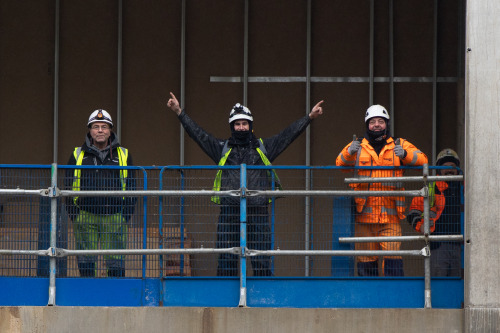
[420,246,430,257]
[40,187,61,197]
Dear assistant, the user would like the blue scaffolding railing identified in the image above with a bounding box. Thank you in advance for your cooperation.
[0,164,464,308]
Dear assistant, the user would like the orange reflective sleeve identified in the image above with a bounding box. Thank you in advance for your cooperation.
[336,142,357,167]
[400,139,428,166]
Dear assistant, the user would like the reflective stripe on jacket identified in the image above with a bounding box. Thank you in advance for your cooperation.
[72,146,129,205]
[211,139,282,204]
[336,137,428,223]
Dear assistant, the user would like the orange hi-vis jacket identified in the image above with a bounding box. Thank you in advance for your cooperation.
[336,137,428,224]
[408,181,447,233]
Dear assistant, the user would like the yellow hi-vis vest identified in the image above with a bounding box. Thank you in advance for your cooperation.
[413,182,437,221]
[211,139,282,204]
[427,182,436,208]
[72,146,128,205]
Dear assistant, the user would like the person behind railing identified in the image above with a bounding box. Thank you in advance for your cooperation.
[167,92,324,276]
[336,104,428,276]
[407,148,463,277]
[65,110,136,278]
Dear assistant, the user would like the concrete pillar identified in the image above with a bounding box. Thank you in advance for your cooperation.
[465,1,500,332]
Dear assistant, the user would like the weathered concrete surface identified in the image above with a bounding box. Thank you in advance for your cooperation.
[0,307,463,333]
[465,308,500,333]
[465,0,500,332]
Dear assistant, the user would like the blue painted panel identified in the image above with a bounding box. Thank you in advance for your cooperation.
[0,277,463,308]
[56,278,160,306]
[163,277,240,307]
[162,277,463,308]
[0,278,49,306]
[247,278,424,308]
[431,278,464,308]
[0,278,160,307]
[247,278,463,308]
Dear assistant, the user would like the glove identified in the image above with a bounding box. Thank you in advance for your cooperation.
[406,212,421,229]
[394,145,407,158]
[348,140,361,156]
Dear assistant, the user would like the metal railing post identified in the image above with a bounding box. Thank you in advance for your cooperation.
[142,170,148,279]
[47,163,58,305]
[270,171,276,274]
[159,168,165,279]
[180,171,186,276]
[422,163,432,308]
[238,164,248,307]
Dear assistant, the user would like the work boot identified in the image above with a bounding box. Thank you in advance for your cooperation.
[357,261,379,276]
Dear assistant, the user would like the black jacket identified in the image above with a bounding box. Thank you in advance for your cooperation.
[178,111,312,206]
[66,132,136,221]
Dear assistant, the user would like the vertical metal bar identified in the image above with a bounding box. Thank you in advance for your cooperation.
[369,0,374,106]
[142,171,148,278]
[159,168,165,279]
[47,163,58,305]
[243,0,249,105]
[456,0,465,163]
[179,171,185,276]
[304,0,312,277]
[271,172,276,273]
[432,0,438,166]
[305,0,312,154]
[457,0,465,79]
[116,0,123,142]
[179,0,186,276]
[389,0,395,135]
[157,168,167,306]
[422,163,432,308]
[52,0,60,163]
[238,164,247,307]
[180,0,186,166]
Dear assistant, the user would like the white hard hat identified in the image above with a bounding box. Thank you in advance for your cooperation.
[87,109,113,128]
[228,103,253,123]
[436,148,460,167]
[365,104,390,123]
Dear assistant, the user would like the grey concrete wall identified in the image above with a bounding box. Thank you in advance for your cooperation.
[0,307,463,333]
[465,0,500,332]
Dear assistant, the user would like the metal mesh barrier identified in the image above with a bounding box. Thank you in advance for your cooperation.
[0,165,463,280]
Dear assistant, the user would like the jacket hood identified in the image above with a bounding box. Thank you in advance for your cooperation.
[83,131,121,161]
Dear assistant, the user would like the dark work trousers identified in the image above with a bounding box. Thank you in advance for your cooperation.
[431,242,462,277]
[216,205,273,277]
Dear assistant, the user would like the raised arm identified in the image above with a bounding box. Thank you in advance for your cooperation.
[166,92,225,163]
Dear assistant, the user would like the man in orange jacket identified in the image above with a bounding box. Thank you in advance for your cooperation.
[336,104,428,276]
[407,148,462,276]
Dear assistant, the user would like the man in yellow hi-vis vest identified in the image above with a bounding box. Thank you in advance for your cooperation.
[66,109,136,277]
[167,92,324,276]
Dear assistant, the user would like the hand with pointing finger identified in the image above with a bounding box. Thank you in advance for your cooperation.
[167,92,182,116]
[309,100,324,119]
